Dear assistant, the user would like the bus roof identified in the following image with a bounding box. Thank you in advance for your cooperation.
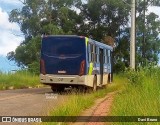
[88,38,113,51]
[42,35,83,38]
[42,35,113,51]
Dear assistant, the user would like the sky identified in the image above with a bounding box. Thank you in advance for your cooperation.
[0,0,160,72]
[0,0,24,56]
[0,0,23,72]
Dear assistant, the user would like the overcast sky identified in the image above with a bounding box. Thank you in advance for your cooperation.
[0,0,160,71]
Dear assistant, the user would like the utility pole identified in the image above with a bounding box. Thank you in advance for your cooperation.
[142,0,146,63]
[130,0,136,70]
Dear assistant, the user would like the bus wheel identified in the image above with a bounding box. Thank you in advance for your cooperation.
[93,75,97,92]
[51,85,64,93]
[51,85,57,92]
[108,73,112,83]
[72,86,85,93]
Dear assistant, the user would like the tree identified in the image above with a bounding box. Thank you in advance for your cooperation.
[8,0,80,73]
[9,0,160,73]
[136,0,160,66]
[76,0,130,40]
[8,0,131,73]
[113,28,130,72]
[76,0,131,72]
[111,0,160,71]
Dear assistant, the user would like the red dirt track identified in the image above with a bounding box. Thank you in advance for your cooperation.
[72,92,116,125]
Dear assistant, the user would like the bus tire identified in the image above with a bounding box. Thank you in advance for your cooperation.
[77,86,86,93]
[107,73,110,83]
[51,85,64,93]
[51,85,56,92]
[93,75,97,92]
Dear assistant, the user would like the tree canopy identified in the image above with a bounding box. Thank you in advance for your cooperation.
[7,0,160,73]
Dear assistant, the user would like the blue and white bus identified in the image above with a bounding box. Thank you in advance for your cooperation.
[40,35,113,91]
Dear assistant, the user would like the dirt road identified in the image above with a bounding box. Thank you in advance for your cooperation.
[0,87,67,116]
[71,92,117,125]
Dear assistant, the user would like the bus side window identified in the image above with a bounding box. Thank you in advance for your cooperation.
[88,43,95,62]
[106,49,108,64]
[88,44,91,62]
[104,49,107,63]
[108,50,110,64]
[91,44,95,62]
[95,46,99,63]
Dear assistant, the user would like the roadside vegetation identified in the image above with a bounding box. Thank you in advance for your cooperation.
[50,78,124,116]
[111,67,160,125]
[40,67,159,125]
[40,75,126,125]
[7,0,160,74]
[0,70,41,90]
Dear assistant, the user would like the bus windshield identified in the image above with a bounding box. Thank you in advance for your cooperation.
[41,36,86,75]
[42,37,85,56]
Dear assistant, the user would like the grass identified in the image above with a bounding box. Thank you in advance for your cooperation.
[40,75,126,125]
[110,67,160,125]
[4,67,157,125]
[0,70,41,90]
[40,67,159,125]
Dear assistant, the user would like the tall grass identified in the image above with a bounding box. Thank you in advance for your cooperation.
[40,75,126,125]
[111,67,160,125]
[0,70,41,90]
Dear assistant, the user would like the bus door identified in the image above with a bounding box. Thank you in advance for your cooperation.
[99,48,104,85]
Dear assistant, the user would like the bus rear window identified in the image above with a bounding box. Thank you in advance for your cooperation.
[42,37,85,55]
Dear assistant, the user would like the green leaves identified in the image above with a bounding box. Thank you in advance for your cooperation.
[136,4,160,66]
[9,9,21,24]
[7,0,160,73]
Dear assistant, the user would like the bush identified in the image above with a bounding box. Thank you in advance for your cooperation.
[124,66,160,86]
[0,70,40,90]
[124,69,145,85]
[111,67,160,123]
[113,61,126,73]
[28,61,40,75]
